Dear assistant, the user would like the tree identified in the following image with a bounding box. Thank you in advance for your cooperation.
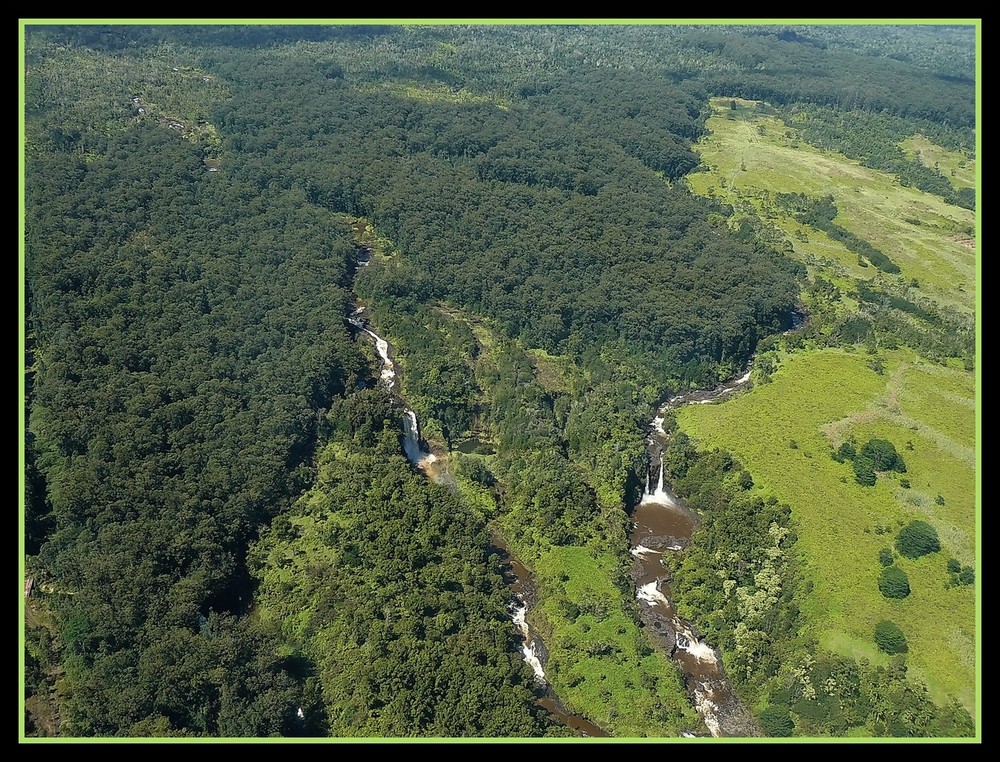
[853,456,877,487]
[860,438,906,472]
[896,520,940,559]
[874,620,908,654]
[837,441,856,460]
[878,566,910,599]
[758,704,795,737]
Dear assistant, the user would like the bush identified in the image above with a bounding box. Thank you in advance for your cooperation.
[759,705,795,737]
[947,558,961,574]
[860,438,906,472]
[879,548,895,567]
[958,567,975,586]
[879,565,911,599]
[896,520,941,558]
[874,620,908,654]
[837,441,856,460]
[853,456,877,486]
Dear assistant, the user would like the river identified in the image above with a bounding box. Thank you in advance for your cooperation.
[348,303,604,736]
[628,371,761,737]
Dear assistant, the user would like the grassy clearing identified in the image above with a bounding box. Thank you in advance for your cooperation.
[677,349,975,713]
[688,98,976,315]
[901,134,976,190]
[353,80,510,109]
[501,534,698,737]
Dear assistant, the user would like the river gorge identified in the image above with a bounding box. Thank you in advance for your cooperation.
[349,291,761,737]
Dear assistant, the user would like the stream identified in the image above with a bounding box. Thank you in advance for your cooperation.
[348,281,800,737]
[348,303,603,736]
[628,371,761,737]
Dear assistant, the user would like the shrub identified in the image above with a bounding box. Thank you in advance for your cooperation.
[947,558,961,574]
[853,456,877,487]
[837,441,856,460]
[879,565,911,599]
[860,438,906,472]
[879,548,895,567]
[874,620,908,654]
[759,705,795,737]
[958,567,975,586]
[896,520,941,558]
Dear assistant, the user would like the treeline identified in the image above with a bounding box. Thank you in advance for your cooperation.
[784,104,975,210]
[776,192,900,273]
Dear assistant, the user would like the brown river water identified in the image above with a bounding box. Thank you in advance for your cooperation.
[351,292,765,737]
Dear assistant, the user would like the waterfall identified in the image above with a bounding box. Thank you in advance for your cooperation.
[349,308,396,389]
[641,453,675,505]
[402,409,436,468]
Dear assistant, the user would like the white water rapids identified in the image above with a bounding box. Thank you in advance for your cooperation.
[512,603,547,683]
[629,362,758,737]
[350,307,436,469]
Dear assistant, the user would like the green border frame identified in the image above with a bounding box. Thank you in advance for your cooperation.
[18,17,982,744]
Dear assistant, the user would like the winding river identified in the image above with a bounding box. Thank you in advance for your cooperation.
[348,303,604,736]
[628,371,761,737]
[348,275,801,737]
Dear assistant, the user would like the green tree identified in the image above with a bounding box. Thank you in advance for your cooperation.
[896,520,941,558]
[853,455,877,487]
[874,620,908,654]
[878,565,911,599]
[860,438,906,472]
[758,704,795,737]
[837,441,857,460]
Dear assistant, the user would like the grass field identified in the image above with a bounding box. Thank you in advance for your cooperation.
[679,100,976,716]
[677,348,975,713]
[901,134,976,191]
[686,98,976,316]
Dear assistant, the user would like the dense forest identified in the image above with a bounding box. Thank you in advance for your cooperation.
[22,22,977,739]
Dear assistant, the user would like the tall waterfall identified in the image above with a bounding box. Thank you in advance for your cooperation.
[642,453,676,505]
[402,409,436,468]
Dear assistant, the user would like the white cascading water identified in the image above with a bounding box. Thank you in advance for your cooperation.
[402,409,437,468]
[676,627,719,664]
[641,454,676,505]
[630,544,657,558]
[351,308,437,470]
[512,603,546,683]
[638,580,672,608]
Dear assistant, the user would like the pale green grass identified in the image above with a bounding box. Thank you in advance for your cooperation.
[353,80,510,109]
[690,98,976,315]
[901,134,976,190]
[530,545,698,737]
[677,349,975,713]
